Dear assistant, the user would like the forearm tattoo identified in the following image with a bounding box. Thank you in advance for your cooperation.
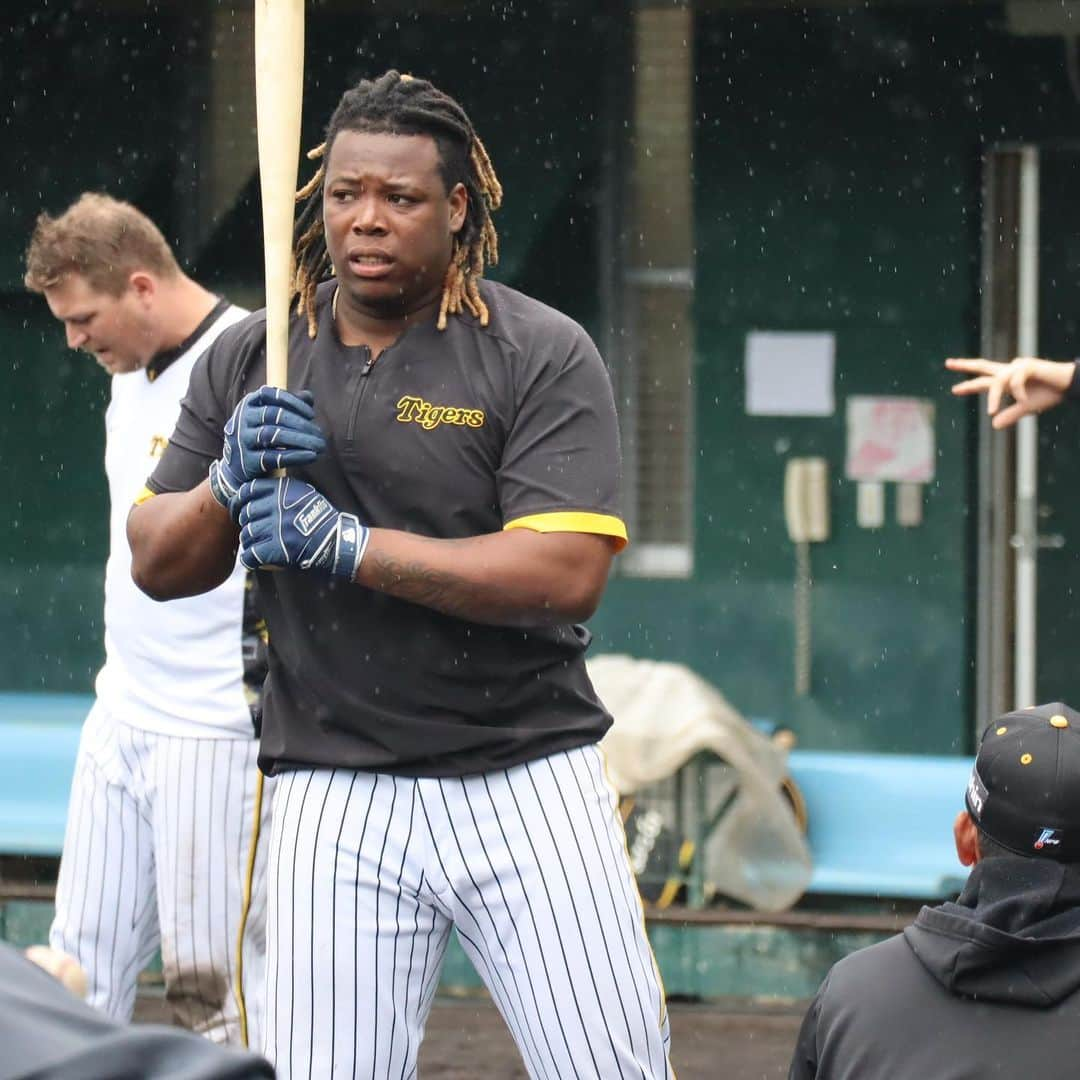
[363,549,551,625]
[364,552,479,619]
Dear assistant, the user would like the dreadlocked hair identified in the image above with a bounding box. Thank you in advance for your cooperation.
[292,70,503,337]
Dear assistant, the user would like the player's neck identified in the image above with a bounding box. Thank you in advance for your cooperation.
[155,276,220,352]
[333,286,440,356]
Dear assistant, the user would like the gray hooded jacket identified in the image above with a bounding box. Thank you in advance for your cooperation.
[789,857,1080,1080]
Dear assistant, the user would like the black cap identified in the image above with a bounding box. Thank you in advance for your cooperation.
[966,702,1080,862]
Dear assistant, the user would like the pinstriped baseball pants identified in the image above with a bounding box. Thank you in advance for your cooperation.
[50,701,273,1047]
[264,745,673,1079]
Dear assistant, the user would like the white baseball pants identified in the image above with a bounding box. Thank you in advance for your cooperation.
[50,701,273,1047]
[264,744,673,1079]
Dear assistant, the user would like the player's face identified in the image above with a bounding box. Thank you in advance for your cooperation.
[43,273,156,375]
[322,130,467,319]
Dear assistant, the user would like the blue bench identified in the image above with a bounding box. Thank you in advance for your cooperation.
[0,695,976,904]
[671,747,975,906]
[788,750,973,898]
[0,693,90,856]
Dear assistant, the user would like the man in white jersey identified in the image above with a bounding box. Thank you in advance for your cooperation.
[22,193,298,1047]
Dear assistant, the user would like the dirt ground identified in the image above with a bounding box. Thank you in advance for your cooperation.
[136,993,803,1077]
[417,996,802,1079]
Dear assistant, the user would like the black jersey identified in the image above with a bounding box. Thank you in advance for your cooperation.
[148,280,628,777]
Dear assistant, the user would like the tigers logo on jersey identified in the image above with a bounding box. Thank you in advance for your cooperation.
[396,395,485,430]
[148,435,169,459]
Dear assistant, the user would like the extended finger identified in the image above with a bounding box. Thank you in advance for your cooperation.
[945,358,1002,375]
[992,401,1029,429]
[950,375,995,396]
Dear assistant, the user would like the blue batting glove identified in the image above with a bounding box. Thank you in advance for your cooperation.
[234,477,369,580]
[208,387,327,509]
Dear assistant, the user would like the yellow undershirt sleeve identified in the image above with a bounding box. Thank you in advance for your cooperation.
[504,511,628,552]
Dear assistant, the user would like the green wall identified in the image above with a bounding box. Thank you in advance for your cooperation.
[3,6,195,289]
[0,2,614,691]
[591,5,1080,753]
[3,4,199,689]
[10,2,1080,754]
[2,297,108,689]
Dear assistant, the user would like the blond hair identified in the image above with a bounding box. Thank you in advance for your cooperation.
[24,192,181,296]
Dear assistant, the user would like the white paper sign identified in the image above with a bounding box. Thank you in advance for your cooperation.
[745,332,835,416]
[845,396,935,483]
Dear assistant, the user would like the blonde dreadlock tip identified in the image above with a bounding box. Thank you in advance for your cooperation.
[295,164,326,203]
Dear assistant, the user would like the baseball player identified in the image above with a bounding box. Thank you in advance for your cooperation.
[129,71,673,1078]
[24,194,280,1047]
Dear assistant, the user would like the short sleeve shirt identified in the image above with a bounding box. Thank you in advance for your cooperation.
[148,280,627,777]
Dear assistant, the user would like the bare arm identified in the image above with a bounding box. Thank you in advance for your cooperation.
[127,479,239,600]
[946,356,1078,428]
[356,527,615,627]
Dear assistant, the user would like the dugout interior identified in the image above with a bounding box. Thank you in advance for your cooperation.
[5,0,1080,1001]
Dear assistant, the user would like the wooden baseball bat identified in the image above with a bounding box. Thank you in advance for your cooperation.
[254,0,305,391]
[237,4,303,1036]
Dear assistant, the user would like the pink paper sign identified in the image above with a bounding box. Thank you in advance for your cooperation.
[845,396,935,483]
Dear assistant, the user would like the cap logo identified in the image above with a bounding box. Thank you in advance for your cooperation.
[967,768,988,819]
[1035,827,1062,850]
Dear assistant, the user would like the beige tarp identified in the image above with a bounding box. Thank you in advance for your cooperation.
[589,654,811,912]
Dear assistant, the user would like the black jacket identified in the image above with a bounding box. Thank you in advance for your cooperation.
[789,857,1080,1080]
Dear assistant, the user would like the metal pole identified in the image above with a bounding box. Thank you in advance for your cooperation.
[1014,146,1040,708]
[976,150,1018,736]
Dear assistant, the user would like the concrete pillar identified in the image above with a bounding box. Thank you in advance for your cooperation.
[623,1,695,576]
[174,4,258,263]
[202,6,259,242]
